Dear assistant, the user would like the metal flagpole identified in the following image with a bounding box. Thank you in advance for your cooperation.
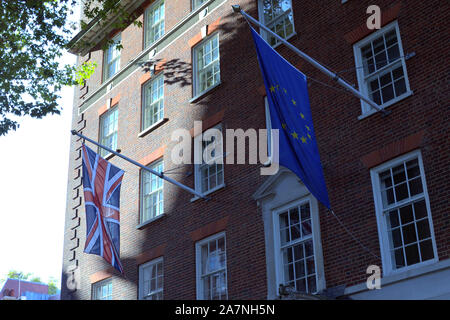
[232,5,390,116]
[71,130,209,200]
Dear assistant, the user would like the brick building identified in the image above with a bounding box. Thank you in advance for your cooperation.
[60,0,450,300]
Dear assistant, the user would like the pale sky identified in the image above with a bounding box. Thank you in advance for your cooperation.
[0,60,75,287]
[0,5,80,289]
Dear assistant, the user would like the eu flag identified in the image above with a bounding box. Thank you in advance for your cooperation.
[250,27,330,209]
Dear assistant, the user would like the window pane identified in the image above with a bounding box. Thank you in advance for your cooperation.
[294,261,305,279]
[391,228,402,248]
[296,278,306,292]
[399,205,414,224]
[416,219,431,240]
[388,210,400,228]
[394,183,408,202]
[408,177,423,196]
[419,240,434,261]
[405,244,420,265]
[413,200,427,219]
[402,223,417,245]
[393,248,405,269]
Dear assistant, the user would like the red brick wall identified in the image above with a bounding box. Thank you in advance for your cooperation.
[61,0,449,299]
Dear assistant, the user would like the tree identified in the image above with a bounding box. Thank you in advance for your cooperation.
[7,270,31,280]
[47,277,58,295]
[0,1,76,136]
[0,0,140,136]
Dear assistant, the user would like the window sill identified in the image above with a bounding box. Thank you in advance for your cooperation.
[271,32,297,50]
[190,81,222,104]
[357,90,414,120]
[103,149,121,161]
[138,118,169,138]
[136,214,166,230]
[344,258,449,296]
[190,183,226,202]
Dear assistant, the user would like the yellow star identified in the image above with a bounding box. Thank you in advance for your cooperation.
[292,99,297,106]
[305,125,310,131]
[301,136,307,143]
[300,113,305,119]
[291,131,299,139]
[307,133,312,140]
[281,123,287,129]
[283,88,287,94]
[270,85,276,93]
[275,84,280,90]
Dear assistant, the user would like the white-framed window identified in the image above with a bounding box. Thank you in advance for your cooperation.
[258,0,295,46]
[273,198,323,294]
[139,257,163,300]
[103,33,121,81]
[354,21,411,114]
[140,160,164,223]
[194,124,224,194]
[370,150,437,275]
[192,0,207,10]
[196,232,228,300]
[99,106,118,158]
[193,33,220,97]
[92,278,112,300]
[142,74,164,130]
[144,0,165,47]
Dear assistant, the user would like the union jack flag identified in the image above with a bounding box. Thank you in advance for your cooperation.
[81,144,125,273]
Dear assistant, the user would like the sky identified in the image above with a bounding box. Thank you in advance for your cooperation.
[0,5,80,288]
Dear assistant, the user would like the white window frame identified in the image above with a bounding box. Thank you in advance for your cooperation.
[370,150,438,276]
[194,124,224,195]
[91,278,112,300]
[142,74,164,131]
[103,33,121,81]
[272,196,325,295]
[192,0,207,11]
[193,33,221,97]
[144,0,165,48]
[99,106,118,158]
[138,257,164,300]
[195,232,228,300]
[258,0,295,47]
[140,159,164,224]
[353,21,412,116]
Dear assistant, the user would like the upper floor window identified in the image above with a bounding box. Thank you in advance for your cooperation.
[103,33,121,81]
[192,0,207,11]
[194,124,224,195]
[196,232,227,300]
[258,0,295,46]
[140,160,164,223]
[193,33,220,97]
[354,21,411,114]
[92,278,112,300]
[145,0,165,47]
[99,106,118,158]
[370,150,437,274]
[274,199,320,294]
[142,74,164,130]
[139,258,163,300]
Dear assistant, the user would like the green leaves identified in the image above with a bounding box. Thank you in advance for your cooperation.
[0,0,143,135]
[0,0,76,135]
[74,61,98,86]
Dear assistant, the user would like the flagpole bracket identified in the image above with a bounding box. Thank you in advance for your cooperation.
[231,5,241,13]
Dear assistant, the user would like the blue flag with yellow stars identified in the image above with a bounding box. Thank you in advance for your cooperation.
[250,27,330,209]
